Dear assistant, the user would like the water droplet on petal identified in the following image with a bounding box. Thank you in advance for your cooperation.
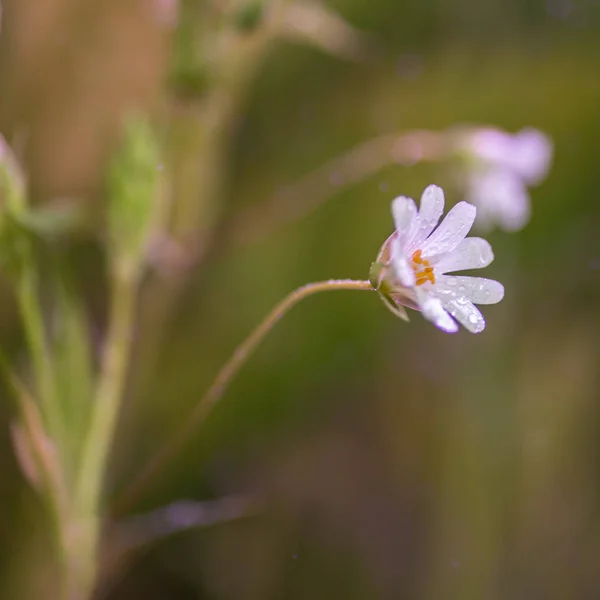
[458,285,466,293]
[469,314,479,323]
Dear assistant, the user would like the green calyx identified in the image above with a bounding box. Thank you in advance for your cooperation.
[369,262,409,322]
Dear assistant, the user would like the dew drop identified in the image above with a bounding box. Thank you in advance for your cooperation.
[458,285,466,293]
[468,314,479,323]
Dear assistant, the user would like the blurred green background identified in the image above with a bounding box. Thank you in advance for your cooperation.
[1,0,600,598]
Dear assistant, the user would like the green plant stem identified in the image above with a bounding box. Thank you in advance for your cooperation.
[70,272,138,599]
[114,278,374,515]
[0,349,85,600]
[17,255,63,446]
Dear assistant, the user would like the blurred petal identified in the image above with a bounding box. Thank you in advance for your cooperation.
[420,201,476,258]
[463,127,552,185]
[510,128,553,184]
[433,237,494,273]
[436,275,504,305]
[407,184,445,251]
[465,128,513,165]
[467,169,531,232]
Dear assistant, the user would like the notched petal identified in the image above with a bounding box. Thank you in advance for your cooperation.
[438,296,486,333]
[420,201,476,258]
[416,289,459,333]
[406,184,445,251]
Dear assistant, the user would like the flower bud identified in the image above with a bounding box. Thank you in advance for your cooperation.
[107,116,161,280]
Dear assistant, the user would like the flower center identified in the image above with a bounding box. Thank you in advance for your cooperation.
[411,249,435,286]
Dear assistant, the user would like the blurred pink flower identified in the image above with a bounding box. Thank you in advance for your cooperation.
[459,127,553,231]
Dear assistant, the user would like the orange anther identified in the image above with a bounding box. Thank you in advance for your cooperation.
[415,270,435,286]
[412,249,435,285]
[412,249,424,264]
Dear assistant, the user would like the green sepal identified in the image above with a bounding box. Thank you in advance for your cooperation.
[378,290,409,322]
[369,262,409,322]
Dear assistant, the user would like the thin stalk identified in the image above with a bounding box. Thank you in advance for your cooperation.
[229,130,449,246]
[17,254,63,448]
[71,273,138,598]
[114,278,374,514]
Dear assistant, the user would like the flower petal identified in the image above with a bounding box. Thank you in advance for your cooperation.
[512,128,553,184]
[467,169,531,232]
[407,184,445,252]
[420,201,476,258]
[435,275,504,305]
[415,288,458,333]
[433,237,494,274]
[390,237,416,287]
[391,196,418,245]
[439,296,486,333]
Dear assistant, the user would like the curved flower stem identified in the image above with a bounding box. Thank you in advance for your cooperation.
[113,278,374,515]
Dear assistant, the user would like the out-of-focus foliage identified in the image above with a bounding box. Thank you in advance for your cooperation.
[0,0,599,599]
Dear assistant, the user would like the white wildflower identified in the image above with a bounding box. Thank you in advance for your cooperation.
[373,185,504,333]
[459,127,553,231]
